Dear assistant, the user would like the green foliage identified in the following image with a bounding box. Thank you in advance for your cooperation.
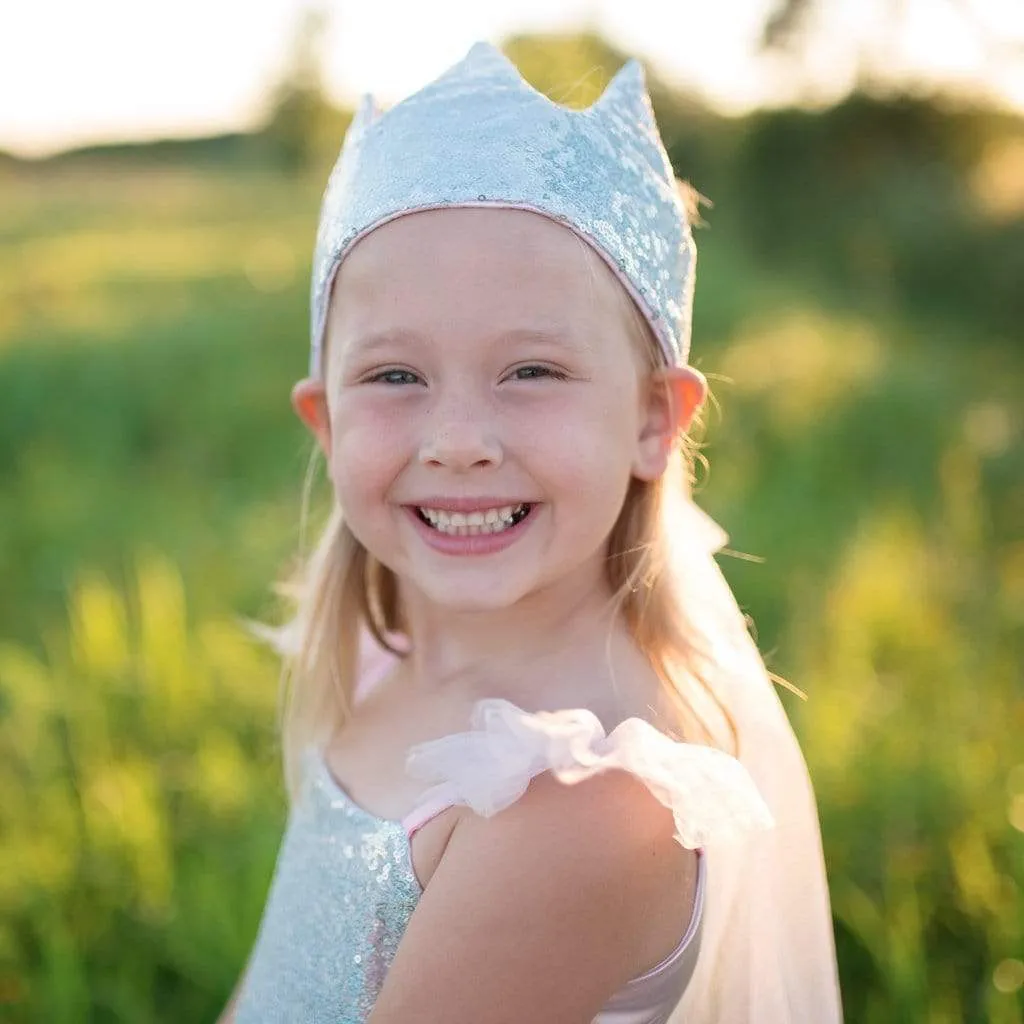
[719,93,1024,338]
[703,305,1023,1023]
[0,165,318,646]
[0,557,284,1022]
[1,36,1023,1020]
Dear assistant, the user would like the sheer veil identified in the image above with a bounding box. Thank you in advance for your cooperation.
[667,490,844,1022]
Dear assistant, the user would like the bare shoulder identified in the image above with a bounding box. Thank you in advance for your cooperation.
[368,767,699,1024]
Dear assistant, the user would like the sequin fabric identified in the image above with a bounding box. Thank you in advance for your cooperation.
[309,41,695,378]
[233,748,421,1024]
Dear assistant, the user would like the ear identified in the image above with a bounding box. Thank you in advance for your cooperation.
[291,377,332,458]
[632,365,707,481]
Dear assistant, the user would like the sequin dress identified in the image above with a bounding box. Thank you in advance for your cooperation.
[232,698,772,1024]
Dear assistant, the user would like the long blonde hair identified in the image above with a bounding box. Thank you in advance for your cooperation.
[270,191,737,802]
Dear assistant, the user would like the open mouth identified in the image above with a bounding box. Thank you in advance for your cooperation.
[415,503,533,536]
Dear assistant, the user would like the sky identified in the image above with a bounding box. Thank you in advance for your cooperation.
[1,0,1022,158]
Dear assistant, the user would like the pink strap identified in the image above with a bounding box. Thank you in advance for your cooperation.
[402,789,459,838]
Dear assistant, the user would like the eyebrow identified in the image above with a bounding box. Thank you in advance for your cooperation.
[346,326,584,357]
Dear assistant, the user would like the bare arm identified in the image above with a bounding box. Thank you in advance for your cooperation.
[367,768,699,1024]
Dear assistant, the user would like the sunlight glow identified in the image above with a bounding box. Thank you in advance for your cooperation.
[0,0,1021,157]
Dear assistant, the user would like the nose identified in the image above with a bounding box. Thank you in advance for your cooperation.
[418,414,503,471]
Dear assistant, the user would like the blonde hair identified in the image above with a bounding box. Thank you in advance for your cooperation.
[270,187,736,802]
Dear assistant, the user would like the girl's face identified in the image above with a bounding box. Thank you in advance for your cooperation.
[294,207,705,614]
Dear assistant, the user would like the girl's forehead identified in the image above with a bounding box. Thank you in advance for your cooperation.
[331,207,624,317]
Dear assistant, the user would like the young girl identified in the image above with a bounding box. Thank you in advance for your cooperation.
[222,42,843,1023]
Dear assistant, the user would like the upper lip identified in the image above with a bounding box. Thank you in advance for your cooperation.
[407,497,537,512]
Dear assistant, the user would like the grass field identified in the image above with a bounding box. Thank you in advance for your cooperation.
[1,158,1021,1022]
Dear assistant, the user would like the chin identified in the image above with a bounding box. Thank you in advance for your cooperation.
[413,576,535,615]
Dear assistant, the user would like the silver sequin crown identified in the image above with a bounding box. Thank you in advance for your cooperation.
[309,41,696,376]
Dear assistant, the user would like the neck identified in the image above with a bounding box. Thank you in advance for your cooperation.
[392,559,648,715]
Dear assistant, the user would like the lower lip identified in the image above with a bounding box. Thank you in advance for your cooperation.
[404,506,537,556]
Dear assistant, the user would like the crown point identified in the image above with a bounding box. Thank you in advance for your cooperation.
[462,40,515,72]
[594,58,656,130]
[424,40,521,92]
[620,58,648,87]
[358,92,382,121]
[333,92,380,162]
[466,40,497,58]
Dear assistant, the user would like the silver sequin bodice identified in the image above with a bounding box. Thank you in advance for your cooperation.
[233,749,422,1024]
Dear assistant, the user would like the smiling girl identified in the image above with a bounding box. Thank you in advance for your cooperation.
[221,42,843,1024]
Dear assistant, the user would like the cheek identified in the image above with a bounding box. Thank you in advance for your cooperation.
[527,396,637,505]
[327,401,412,502]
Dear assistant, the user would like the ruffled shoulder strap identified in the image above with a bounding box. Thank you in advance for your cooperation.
[404,698,773,849]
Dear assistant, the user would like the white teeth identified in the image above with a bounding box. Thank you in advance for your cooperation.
[417,503,529,536]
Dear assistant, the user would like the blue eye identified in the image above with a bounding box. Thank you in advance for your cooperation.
[369,369,421,385]
[510,365,566,381]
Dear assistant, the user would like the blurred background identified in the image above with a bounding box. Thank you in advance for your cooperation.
[1,1,1022,1020]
